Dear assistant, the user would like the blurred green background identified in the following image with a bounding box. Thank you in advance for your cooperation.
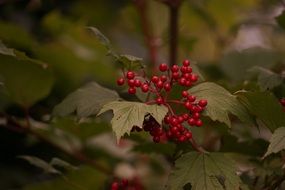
[0,0,285,189]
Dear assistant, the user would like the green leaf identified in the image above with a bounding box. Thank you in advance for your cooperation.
[117,54,145,70]
[53,82,120,118]
[237,91,285,132]
[87,27,111,49]
[0,53,54,107]
[248,66,283,91]
[132,142,176,156]
[0,41,15,56]
[264,127,285,157]
[24,166,107,190]
[188,82,253,127]
[18,156,60,174]
[50,158,78,171]
[168,152,241,190]
[97,101,168,141]
[276,10,285,29]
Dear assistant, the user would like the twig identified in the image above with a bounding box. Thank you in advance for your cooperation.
[1,115,112,175]
[133,0,159,72]
[189,138,207,153]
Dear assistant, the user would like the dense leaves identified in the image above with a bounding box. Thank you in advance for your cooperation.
[53,82,119,118]
[264,127,285,157]
[237,91,285,131]
[97,101,168,141]
[168,152,241,190]
[0,50,54,107]
[188,82,253,127]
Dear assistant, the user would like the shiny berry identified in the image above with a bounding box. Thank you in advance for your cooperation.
[188,118,196,126]
[151,75,159,83]
[185,131,192,139]
[160,75,167,82]
[179,78,187,86]
[128,79,135,87]
[111,182,119,190]
[196,119,203,127]
[280,98,285,106]
[156,97,164,104]
[171,65,179,72]
[126,71,135,79]
[183,59,190,66]
[153,136,160,143]
[198,99,208,107]
[164,83,171,91]
[156,80,164,88]
[187,95,196,102]
[121,179,128,187]
[172,72,180,80]
[128,87,136,94]
[193,112,200,119]
[159,63,168,72]
[182,91,188,97]
[141,83,149,92]
[190,74,198,82]
[117,78,125,86]
[134,79,141,87]
[180,66,188,73]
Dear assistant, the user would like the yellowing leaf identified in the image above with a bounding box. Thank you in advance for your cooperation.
[98,101,168,141]
[264,127,285,158]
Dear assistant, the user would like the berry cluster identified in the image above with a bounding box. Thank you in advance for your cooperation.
[280,98,285,111]
[117,59,207,143]
[111,178,144,190]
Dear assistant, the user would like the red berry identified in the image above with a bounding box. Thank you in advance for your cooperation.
[180,66,188,73]
[190,74,198,82]
[186,67,193,73]
[170,117,179,126]
[178,116,184,123]
[153,136,160,143]
[185,80,192,87]
[192,112,200,119]
[134,79,141,87]
[156,80,164,88]
[117,78,125,86]
[172,72,180,80]
[126,71,135,79]
[179,77,187,86]
[111,182,119,190]
[164,82,171,91]
[141,83,149,92]
[280,98,285,106]
[128,87,136,94]
[159,63,168,72]
[185,131,192,139]
[182,91,188,97]
[195,119,203,127]
[170,126,178,133]
[183,73,191,80]
[184,101,192,110]
[156,97,164,104]
[151,76,159,83]
[164,115,171,124]
[188,118,196,126]
[198,99,208,107]
[178,135,186,142]
[128,79,135,87]
[182,113,189,120]
[187,95,196,102]
[171,65,179,72]
[121,179,129,187]
[160,75,167,82]
[183,59,190,66]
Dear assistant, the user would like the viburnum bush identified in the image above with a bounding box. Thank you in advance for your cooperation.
[1,1,285,190]
[116,60,207,144]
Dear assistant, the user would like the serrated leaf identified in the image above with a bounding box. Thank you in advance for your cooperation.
[248,66,283,91]
[264,127,285,157]
[188,82,253,127]
[87,27,111,49]
[0,53,54,107]
[237,91,285,132]
[118,54,145,70]
[97,101,168,141]
[168,152,241,190]
[53,82,120,118]
[18,156,60,174]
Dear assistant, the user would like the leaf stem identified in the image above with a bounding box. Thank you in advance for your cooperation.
[189,138,208,153]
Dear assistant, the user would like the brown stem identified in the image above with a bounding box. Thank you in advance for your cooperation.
[134,0,159,72]
[189,138,207,153]
[169,5,179,66]
[2,115,112,175]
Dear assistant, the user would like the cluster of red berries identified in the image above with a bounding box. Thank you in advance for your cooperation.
[117,59,207,143]
[111,178,144,190]
[280,98,285,111]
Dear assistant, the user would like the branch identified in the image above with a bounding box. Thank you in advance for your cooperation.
[1,115,112,175]
[189,138,208,153]
[133,0,159,71]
